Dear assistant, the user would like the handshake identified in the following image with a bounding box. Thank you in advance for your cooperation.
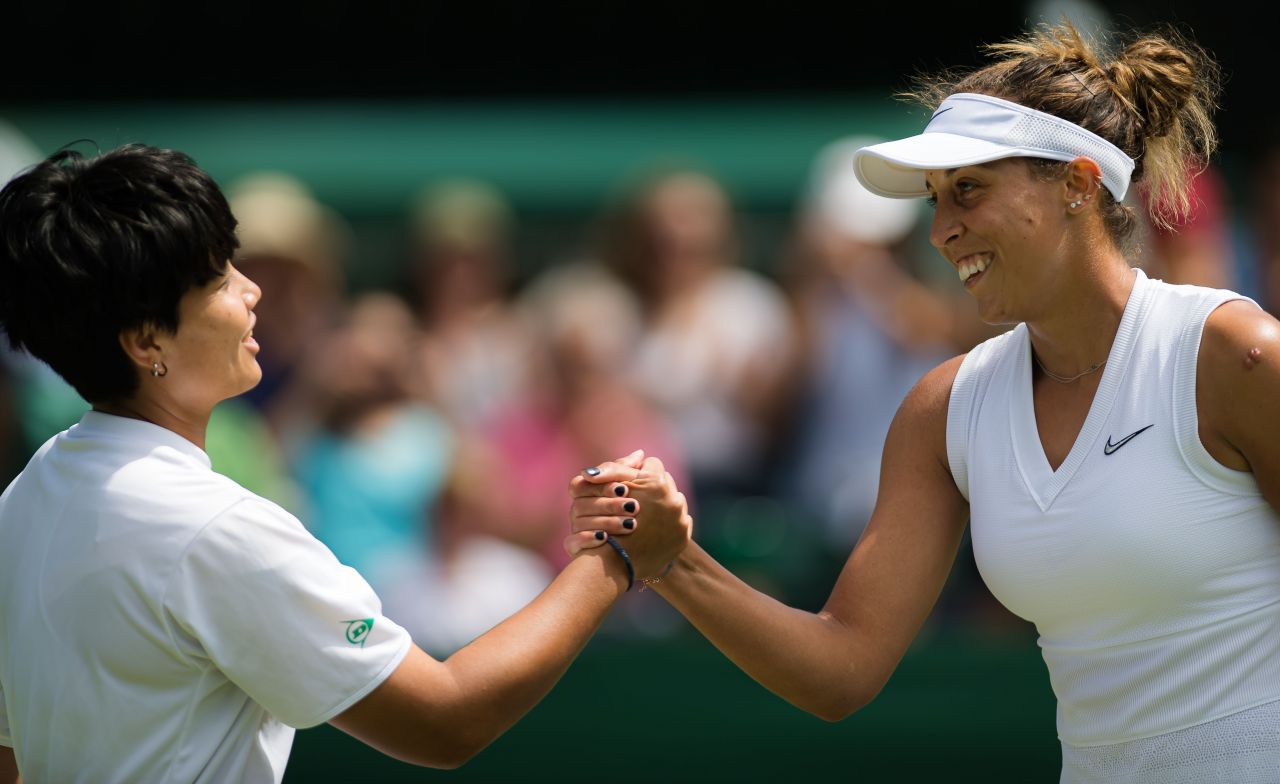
[564,450,694,591]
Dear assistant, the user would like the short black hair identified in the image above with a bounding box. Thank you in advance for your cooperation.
[0,143,238,403]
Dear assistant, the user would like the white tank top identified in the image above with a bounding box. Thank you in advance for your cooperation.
[947,269,1280,748]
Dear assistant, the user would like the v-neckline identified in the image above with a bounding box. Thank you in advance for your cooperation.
[1009,269,1152,512]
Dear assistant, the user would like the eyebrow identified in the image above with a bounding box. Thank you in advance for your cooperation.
[924,168,960,192]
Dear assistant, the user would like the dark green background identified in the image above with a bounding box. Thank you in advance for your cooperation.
[284,628,1060,782]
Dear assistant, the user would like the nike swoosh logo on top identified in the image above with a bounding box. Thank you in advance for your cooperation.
[1104,424,1155,455]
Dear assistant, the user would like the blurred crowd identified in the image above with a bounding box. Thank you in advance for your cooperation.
[2,119,1276,656]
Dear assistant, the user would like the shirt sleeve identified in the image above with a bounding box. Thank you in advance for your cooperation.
[164,496,413,728]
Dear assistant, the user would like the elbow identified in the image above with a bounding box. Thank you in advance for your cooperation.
[408,746,476,770]
[425,752,471,771]
[807,682,882,723]
[412,740,485,770]
[415,728,495,769]
[810,698,862,723]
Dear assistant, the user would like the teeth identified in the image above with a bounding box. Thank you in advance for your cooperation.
[958,255,991,282]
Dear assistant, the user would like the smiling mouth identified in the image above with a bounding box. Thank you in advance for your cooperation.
[958,254,991,285]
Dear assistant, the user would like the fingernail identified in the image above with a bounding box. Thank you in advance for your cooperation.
[584,467,601,477]
[623,518,636,530]
[594,531,606,540]
[623,500,637,513]
[613,485,626,497]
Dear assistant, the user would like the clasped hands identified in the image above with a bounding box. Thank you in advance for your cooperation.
[564,450,693,586]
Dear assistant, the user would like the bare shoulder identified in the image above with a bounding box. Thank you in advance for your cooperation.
[1201,299,1280,362]
[1198,300,1280,476]
[897,354,968,430]
[1199,300,1280,400]
[885,355,968,470]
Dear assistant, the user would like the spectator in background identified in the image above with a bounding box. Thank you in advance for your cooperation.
[405,179,531,431]
[226,172,349,433]
[290,291,549,656]
[205,171,355,509]
[601,169,796,518]
[775,137,956,553]
[1247,145,1280,315]
[1139,160,1236,289]
[458,263,687,567]
[775,137,1011,622]
[441,260,690,637]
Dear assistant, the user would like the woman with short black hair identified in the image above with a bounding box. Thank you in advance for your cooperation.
[0,143,693,783]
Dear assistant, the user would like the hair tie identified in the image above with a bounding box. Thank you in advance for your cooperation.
[604,537,635,592]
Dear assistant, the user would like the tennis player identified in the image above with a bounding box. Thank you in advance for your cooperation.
[0,144,692,783]
[573,22,1280,781]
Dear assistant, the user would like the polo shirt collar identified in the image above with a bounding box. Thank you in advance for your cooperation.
[75,410,213,469]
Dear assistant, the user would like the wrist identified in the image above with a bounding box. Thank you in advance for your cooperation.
[573,545,631,595]
[638,558,675,592]
[649,545,698,596]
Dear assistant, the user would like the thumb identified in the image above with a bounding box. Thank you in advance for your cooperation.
[564,530,610,558]
[613,449,645,469]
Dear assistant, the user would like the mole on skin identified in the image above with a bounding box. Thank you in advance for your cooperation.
[1244,347,1262,370]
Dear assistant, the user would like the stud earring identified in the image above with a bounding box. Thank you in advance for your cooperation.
[1069,200,1082,209]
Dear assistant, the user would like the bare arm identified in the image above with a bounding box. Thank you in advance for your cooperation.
[1198,300,1280,509]
[0,745,16,784]
[575,357,970,720]
[331,456,690,769]
[330,552,624,769]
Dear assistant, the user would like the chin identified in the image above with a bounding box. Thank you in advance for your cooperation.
[980,313,1020,327]
[975,298,1020,327]
[232,366,264,397]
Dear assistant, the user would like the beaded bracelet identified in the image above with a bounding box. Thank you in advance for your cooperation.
[604,537,635,592]
[639,560,675,592]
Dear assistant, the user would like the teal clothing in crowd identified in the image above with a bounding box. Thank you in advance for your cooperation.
[292,404,453,580]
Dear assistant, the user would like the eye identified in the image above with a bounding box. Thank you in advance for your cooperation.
[925,193,938,209]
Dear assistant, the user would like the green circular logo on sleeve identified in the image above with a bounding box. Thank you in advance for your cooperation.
[342,618,374,647]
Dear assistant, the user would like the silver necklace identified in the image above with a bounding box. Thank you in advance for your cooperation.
[1034,353,1105,383]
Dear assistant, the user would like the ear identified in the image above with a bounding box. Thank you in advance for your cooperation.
[1064,157,1104,212]
[117,324,163,372]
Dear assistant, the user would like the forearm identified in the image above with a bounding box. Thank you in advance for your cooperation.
[655,542,879,721]
[334,550,628,768]
[438,551,628,752]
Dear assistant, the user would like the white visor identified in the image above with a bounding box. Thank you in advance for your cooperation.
[853,93,1135,202]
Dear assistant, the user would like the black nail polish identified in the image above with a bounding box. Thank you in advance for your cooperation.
[623,500,637,513]
[613,485,626,497]
[584,467,601,477]
[623,518,636,530]
[594,531,605,540]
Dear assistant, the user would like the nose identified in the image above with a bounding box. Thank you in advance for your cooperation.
[928,200,963,251]
[233,265,263,308]
[245,277,262,308]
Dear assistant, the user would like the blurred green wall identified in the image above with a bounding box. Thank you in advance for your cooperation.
[7,95,921,216]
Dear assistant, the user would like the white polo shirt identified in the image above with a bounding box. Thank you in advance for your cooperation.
[0,411,412,783]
